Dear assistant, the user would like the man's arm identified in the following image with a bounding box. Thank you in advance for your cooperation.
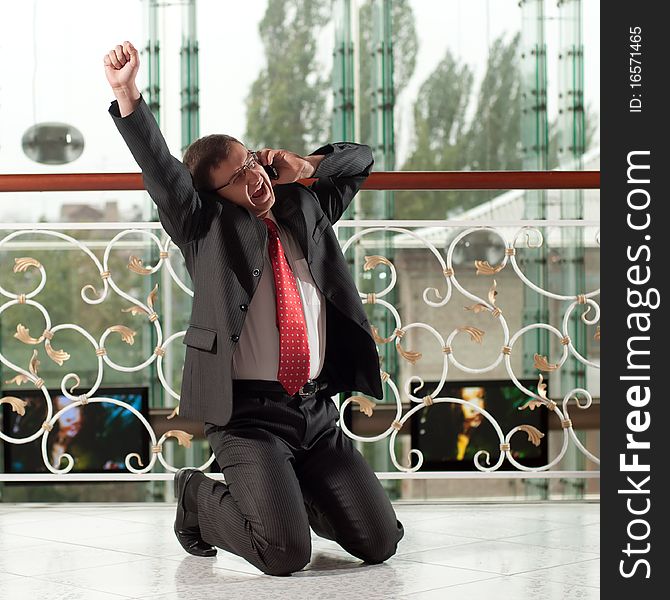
[104,42,204,247]
[306,143,375,224]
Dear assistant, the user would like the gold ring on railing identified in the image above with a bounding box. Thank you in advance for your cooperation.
[159,251,169,259]
[151,444,162,454]
[17,293,26,304]
[442,345,452,354]
[77,394,89,405]
[547,400,557,411]
[366,293,377,304]
[492,308,502,318]
[577,294,587,304]
[100,270,111,280]
[394,328,405,339]
[380,371,390,382]
[423,395,434,406]
[148,312,159,322]
[95,347,107,356]
[391,420,402,431]
[33,377,45,388]
[500,443,510,452]
[502,345,512,355]
[443,268,454,277]
[42,328,54,340]
[154,346,165,357]
[561,336,571,345]
[41,421,53,432]
[561,418,573,429]
[505,247,516,256]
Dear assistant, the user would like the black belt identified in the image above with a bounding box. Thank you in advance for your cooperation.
[232,379,328,398]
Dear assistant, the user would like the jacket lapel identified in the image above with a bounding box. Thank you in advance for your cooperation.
[271,186,312,260]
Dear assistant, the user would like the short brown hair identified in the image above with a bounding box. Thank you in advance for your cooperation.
[182,134,242,191]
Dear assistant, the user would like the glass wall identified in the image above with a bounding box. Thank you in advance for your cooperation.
[0,0,599,502]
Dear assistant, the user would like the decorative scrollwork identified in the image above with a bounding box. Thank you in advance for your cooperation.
[14,257,42,272]
[533,353,559,372]
[474,260,504,275]
[518,424,545,447]
[1,222,599,477]
[347,395,377,417]
[0,396,28,415]
[108,325,136,345]
[127,255,153,275]
[458,326,485,344]
[334,223,599,475]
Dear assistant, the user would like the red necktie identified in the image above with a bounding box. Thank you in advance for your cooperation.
[263,218,310,395]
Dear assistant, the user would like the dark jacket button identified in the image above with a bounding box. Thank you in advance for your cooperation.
[252,268,261,276]
[240,304,248,311]
[230,334,240,342]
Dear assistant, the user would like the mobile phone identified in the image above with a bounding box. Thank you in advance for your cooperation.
[263,164,279,180]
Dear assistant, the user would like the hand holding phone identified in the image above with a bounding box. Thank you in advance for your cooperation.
[255,148,313,185]
[262,163,279,180]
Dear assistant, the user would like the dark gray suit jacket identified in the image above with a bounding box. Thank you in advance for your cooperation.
[109,97,383,426]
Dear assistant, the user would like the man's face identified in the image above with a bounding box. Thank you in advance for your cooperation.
[209,142,275,217]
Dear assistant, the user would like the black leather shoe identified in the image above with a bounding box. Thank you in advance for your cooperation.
[174,468,217,557]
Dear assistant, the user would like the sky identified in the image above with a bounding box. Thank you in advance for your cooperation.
[0,0,600,223]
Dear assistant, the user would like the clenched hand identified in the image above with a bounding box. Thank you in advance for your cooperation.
[255,148,322,184]
[104,41,141,117]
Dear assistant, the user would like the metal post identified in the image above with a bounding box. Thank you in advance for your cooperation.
[366,0,397,496]
[180,0,199,155]
[557,0,586,498]
[520,0,550,500]
[332,0,355,142]
[142,0,162,416]
[520,0,550,375]
[370,0,396,384]
[143,0,161,122]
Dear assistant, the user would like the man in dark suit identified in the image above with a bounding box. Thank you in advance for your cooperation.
[104,41,404,576]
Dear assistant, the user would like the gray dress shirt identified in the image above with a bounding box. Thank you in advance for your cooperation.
[231,208,326,381]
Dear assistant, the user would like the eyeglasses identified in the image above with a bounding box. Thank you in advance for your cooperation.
[211,151,259,192]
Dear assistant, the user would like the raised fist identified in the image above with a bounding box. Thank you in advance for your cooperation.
[104,41,139,91]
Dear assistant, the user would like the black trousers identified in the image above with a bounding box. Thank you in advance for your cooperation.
[198,381,405,576]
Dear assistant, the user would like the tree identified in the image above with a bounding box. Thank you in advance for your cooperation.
[396,31,600,219]
[464,33,523,174]
[245,0,419,161]
[395,50,473,219]
[358,0,418,148]
[245,0,331,155]
[547,101,599,168]
[399,31,587,218]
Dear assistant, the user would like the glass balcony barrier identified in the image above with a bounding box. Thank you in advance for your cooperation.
[0,170,599,502]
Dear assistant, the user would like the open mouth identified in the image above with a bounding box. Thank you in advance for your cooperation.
[249,181,268,204]
[251,183,264,198]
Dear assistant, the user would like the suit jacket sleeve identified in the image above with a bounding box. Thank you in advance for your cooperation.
[307,142,374,224]
[109,95,203,247]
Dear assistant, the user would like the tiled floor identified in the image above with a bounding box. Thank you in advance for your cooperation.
[0,502,599,599]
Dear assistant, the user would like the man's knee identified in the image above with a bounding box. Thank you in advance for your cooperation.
[353,519,404,564]
[261,537,312,576]
[359,541,397,564]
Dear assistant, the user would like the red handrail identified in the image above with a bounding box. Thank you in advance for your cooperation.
[0,171,599,193]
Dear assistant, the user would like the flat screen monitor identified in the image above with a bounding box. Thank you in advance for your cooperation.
[2,386,150,475]
[409,379,549,470]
